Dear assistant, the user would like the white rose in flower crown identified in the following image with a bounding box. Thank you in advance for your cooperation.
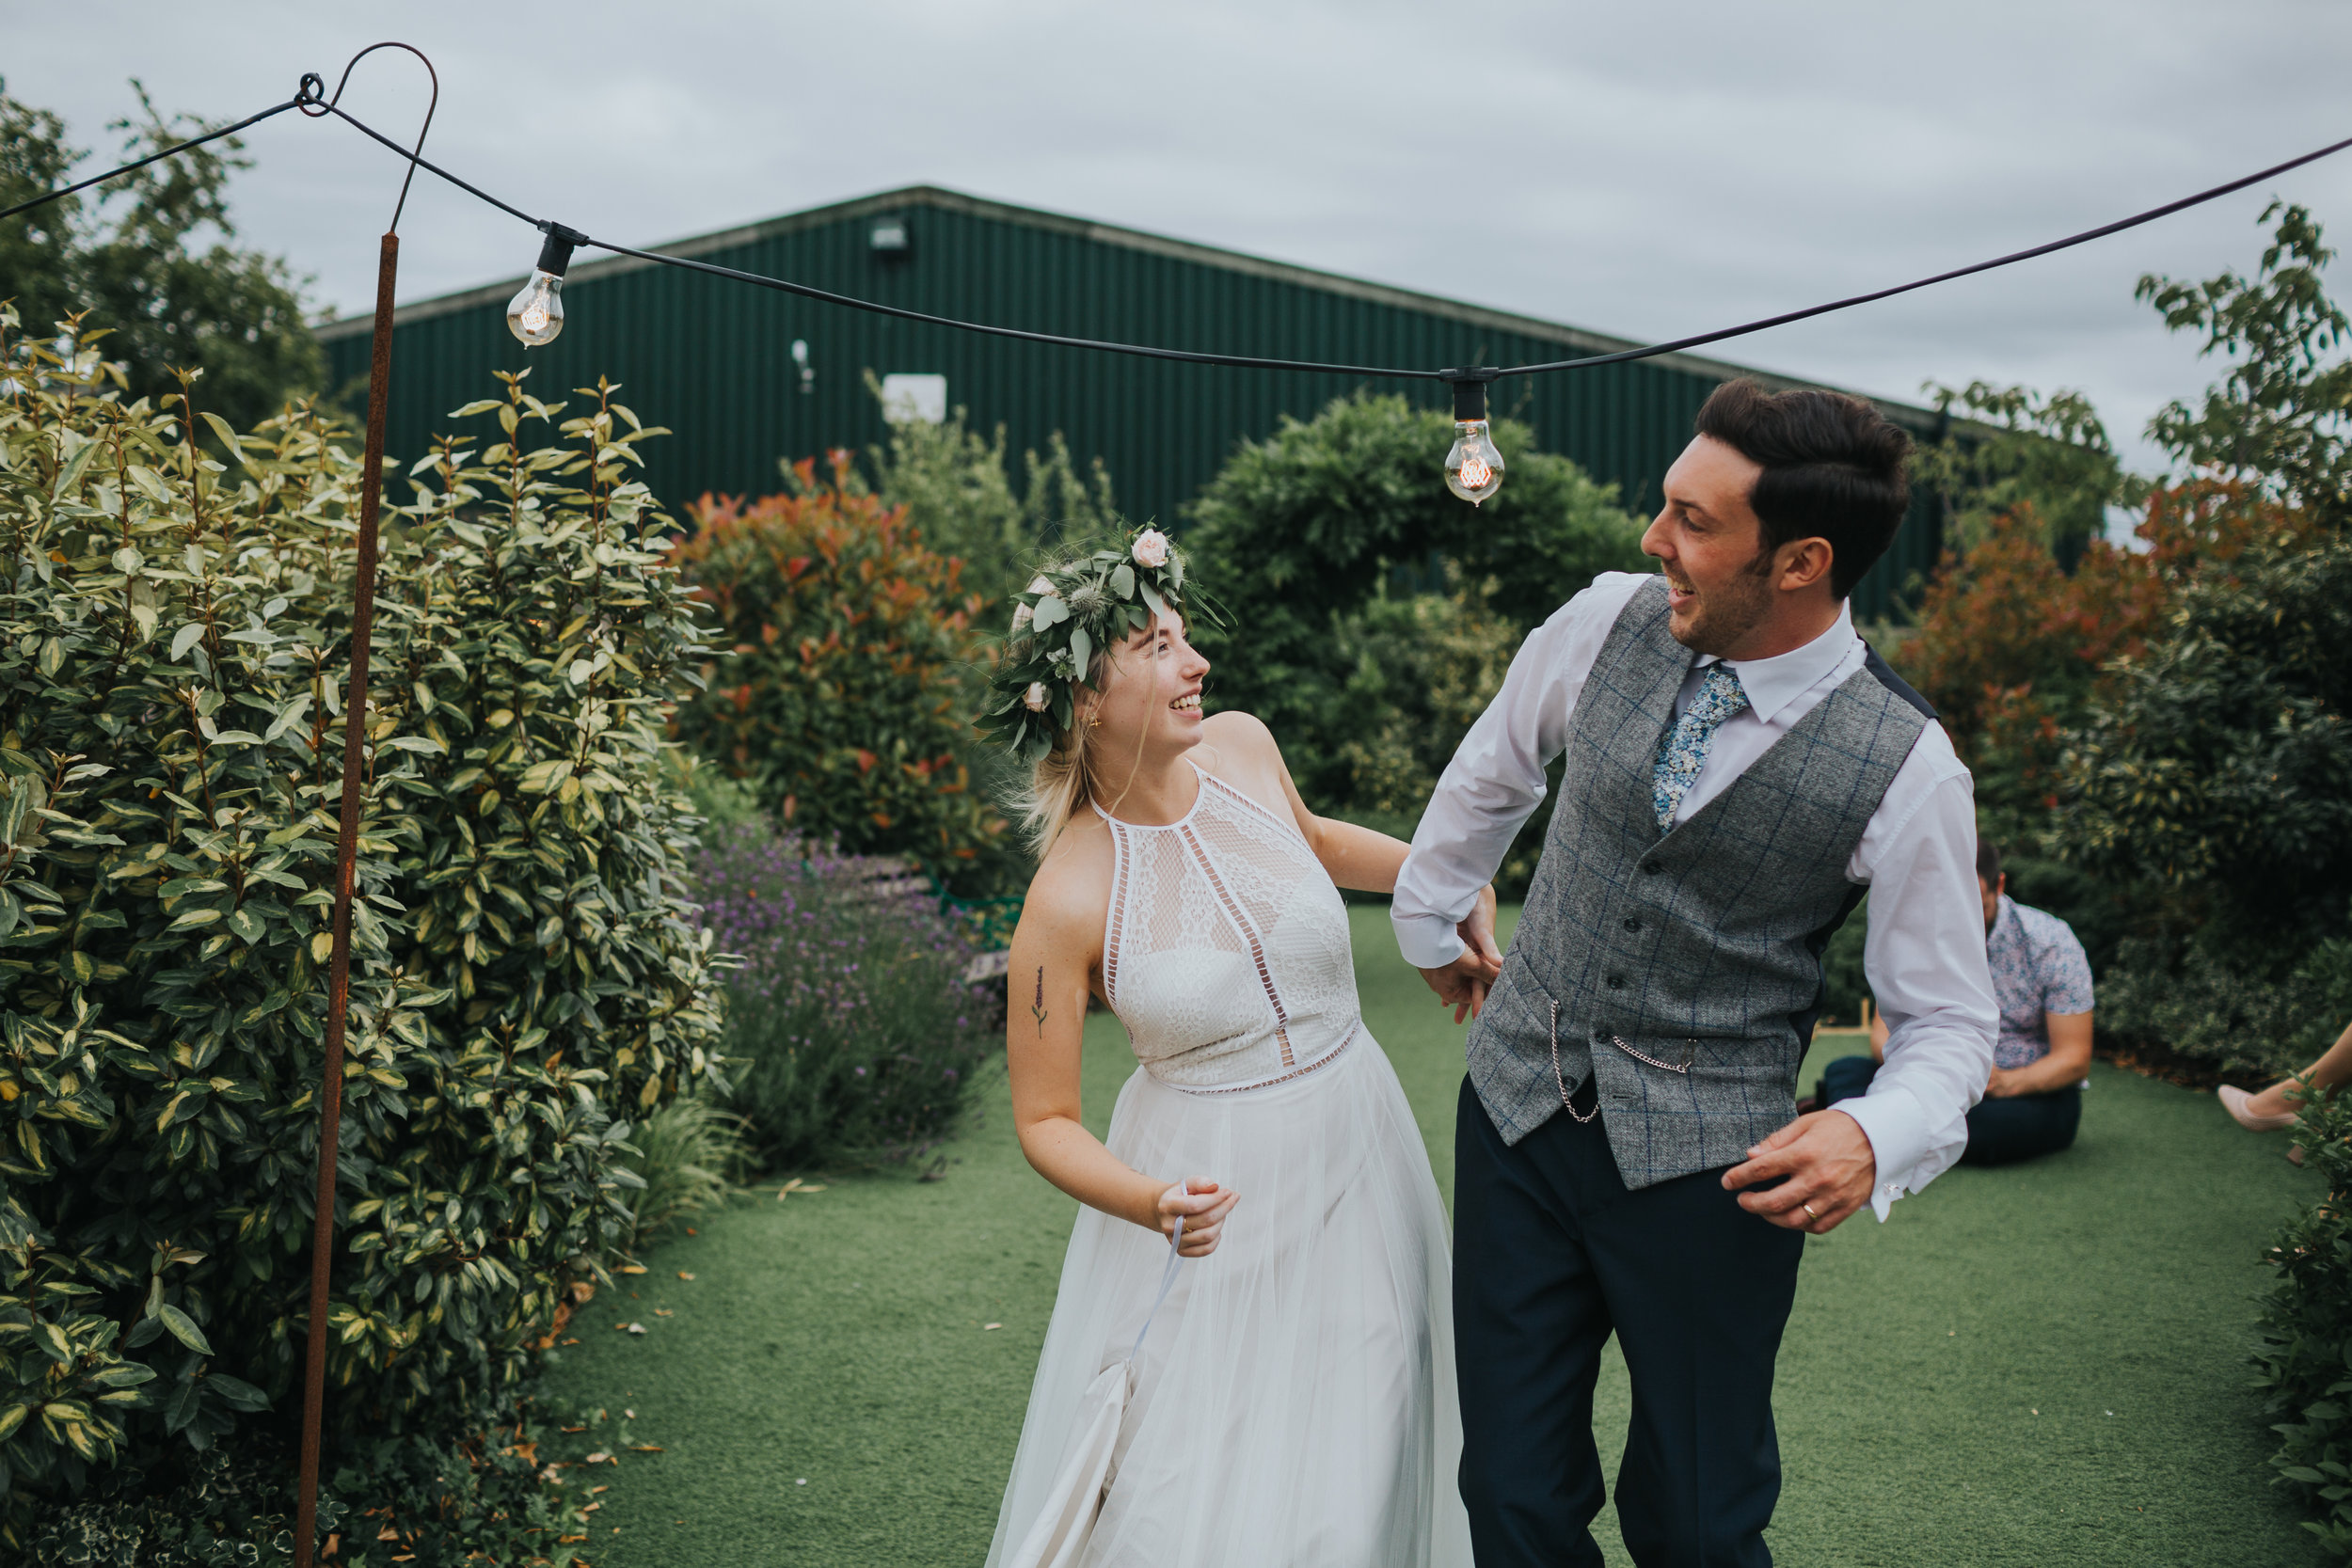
[1010,602,1033,632]
[1130,529,1170,568]
[1024,682,1050,713]
[1027,575,1055,595]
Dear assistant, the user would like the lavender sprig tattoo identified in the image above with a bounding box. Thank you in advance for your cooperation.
[1031,965,1049,1037]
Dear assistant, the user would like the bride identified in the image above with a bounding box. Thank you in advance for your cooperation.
[978,530,1484,1568]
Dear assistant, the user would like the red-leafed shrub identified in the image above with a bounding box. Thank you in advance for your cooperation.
[1899,481,2312,836]
[665,455,1008,884]
[1832,481,2322,1034]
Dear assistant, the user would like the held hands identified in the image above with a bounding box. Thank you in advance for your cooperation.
[1157,1179,1239,1258]
[1720,1108,1878,1233]
[1417,885,1504,1023]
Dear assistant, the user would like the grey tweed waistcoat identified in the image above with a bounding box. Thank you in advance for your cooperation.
[1464,577,1931,1189]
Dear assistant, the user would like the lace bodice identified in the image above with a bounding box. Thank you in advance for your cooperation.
[1095,764,1361,1092]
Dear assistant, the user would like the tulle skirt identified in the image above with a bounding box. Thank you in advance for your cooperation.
[986,1035,1472,1568]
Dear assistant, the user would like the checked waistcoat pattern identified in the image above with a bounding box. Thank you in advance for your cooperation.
[1462,577,1931,1188]
[1651,662,1749,834]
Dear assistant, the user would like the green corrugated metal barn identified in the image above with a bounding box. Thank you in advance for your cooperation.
[322,184,1949,619]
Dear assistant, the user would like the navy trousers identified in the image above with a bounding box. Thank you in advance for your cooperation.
[1454,1074,1805,1567]
[1818,1055,2080,1165]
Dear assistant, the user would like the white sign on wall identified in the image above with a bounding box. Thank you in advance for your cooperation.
[879,373,948,425]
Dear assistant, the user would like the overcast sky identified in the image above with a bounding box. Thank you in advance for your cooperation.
[13,0,2352,477]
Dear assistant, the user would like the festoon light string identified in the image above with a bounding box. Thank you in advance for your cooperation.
[8,64,2352,505]
[5,41,2351,1568]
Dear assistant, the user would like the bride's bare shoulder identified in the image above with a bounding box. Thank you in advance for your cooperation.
[1200,708,1276,752]
[1194,710,1291,813]
[1016,812,1116,949]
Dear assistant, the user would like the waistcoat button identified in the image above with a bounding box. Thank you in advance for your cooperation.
[1641,860,1663,875]
[1622,916,1642,932]
[1605,974,1626,990]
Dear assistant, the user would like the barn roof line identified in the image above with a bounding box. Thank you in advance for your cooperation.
[315,183,1946,427]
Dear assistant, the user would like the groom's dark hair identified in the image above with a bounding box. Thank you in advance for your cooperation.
[1694,378,1913,599]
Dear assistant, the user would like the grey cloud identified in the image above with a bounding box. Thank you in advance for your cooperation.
[12,0,2352,474]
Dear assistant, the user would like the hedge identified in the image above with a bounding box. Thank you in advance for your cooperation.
[0,312,723,1539]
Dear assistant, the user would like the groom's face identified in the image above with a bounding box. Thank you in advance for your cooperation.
[1644,436,1774,656]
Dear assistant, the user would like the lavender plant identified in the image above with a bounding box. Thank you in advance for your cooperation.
[695,823,1000,1171]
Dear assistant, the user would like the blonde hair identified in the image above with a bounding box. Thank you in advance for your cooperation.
[1006,639,1153,863]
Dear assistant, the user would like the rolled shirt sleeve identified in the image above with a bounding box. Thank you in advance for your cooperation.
[1392,574,1648,971]
[1397,572,1995,1223]
[1836,750,1998,1221]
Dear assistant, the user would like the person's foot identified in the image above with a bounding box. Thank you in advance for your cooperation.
[2220,1083,2298,1132]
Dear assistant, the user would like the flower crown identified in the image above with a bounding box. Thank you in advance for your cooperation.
[976,527,1215,764]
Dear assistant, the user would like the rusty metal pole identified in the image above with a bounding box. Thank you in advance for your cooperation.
[294,229,397,1568]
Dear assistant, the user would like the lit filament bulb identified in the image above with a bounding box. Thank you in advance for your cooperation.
[508,274,562,345]
[506,224,587,348]
[1443,374,1505,506]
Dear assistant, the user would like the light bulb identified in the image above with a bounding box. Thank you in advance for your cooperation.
[506,224,588,349]
[507,271,564,347]
[1442,374,1505,505]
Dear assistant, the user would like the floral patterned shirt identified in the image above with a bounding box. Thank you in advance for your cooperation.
[1986,895,2094,1072]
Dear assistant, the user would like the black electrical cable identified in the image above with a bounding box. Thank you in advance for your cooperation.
[1494,127,2352,377]
[320,96,2352,383]
[13,63,2352,388]
[308,92,1449,378]
[580,235,1449,379]
[310,96,538,230]
[0,95,306,224]
[302,42,440,233]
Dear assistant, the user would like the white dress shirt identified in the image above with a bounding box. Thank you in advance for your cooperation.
[1393,571,1997,1219]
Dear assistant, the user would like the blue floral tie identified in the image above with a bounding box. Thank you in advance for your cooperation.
[1652,663,1749,834]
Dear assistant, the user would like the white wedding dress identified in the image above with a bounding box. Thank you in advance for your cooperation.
[986,763,1471,1568]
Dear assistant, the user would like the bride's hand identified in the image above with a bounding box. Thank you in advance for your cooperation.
[1157,1179,1239,1258]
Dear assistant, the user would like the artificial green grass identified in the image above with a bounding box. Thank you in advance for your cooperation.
[543,905,2328,1565]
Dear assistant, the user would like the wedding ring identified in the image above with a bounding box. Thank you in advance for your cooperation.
[1801,1202,1820,1220]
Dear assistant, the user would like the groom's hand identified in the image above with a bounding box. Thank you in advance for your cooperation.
[1721,1109,1877,1232]
[1458,885,1502,976]
[1418,954,1493,1023]
[1420,888,1503,1023]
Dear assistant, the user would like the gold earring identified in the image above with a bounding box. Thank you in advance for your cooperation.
[1085,714,1102,729]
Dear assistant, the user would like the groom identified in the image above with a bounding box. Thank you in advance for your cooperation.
[1395,379,1997,1567]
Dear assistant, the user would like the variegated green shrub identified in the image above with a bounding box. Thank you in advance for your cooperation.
[0,309,723,1541]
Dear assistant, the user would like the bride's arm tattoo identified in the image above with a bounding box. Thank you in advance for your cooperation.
[1031,966,1049,1037]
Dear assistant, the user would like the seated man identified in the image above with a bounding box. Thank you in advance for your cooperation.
[1819,838,2093,1165]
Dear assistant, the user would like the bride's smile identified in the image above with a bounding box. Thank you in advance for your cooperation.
[1072,611,1215,825]
[986,531,1474,1565]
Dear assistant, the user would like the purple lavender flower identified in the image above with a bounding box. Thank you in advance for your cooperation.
[687,819,1004,1168]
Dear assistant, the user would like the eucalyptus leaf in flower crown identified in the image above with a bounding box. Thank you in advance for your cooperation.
[975,527,1223,763]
